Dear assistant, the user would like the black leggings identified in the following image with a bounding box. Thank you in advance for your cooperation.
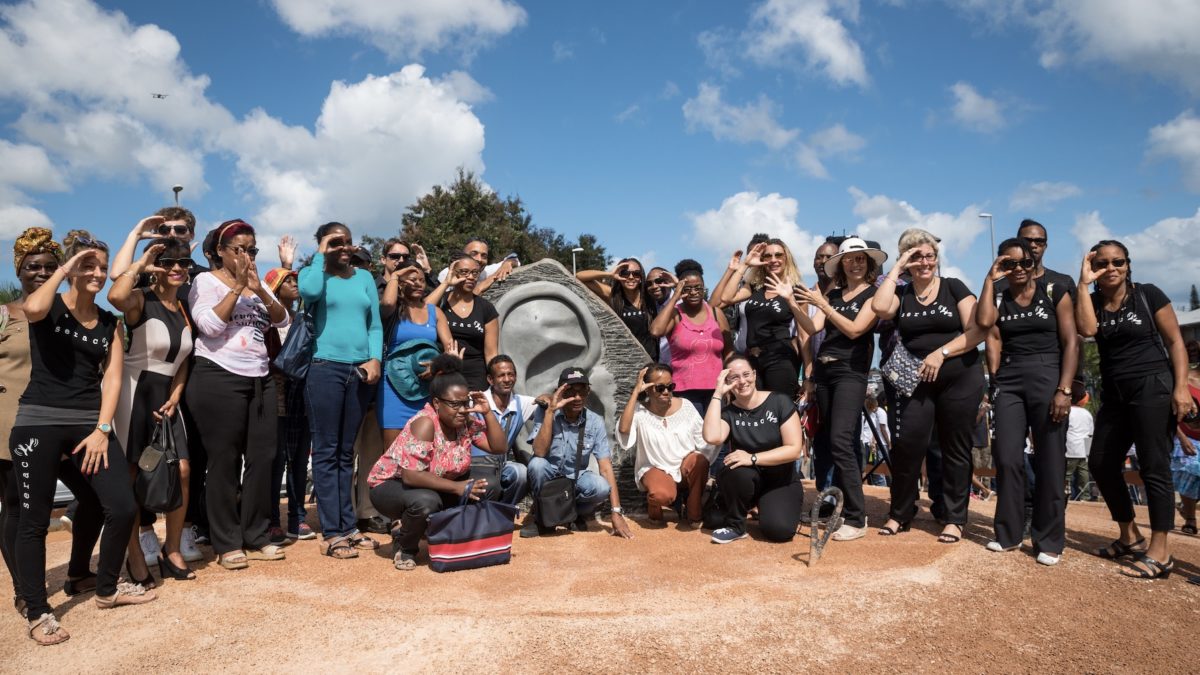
[186,358,277,555]
[991,354,1067,553]
[813,362,868,527]
[750,347,800,398]
[704,465,805,541]
[10,424,135,619]
[1089,371,1176,532]
[370,479,464,554]
[889,357,983,526]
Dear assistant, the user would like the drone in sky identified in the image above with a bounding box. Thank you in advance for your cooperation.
[151,93,168,99]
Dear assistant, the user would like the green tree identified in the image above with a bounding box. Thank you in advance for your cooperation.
[0,281,21,304]
[1190,284,1199,311]
[395,169,609,272]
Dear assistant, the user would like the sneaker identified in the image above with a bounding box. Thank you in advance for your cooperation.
[139,529,161,568]
[519,518,544,538]
[986,541,1020,553]
[1036,552,1061,566]
[59,514,72,532]
[267,526,287,546]
[179,526,204,563]
[710,527,748,544]
[191,524,210,546]
[287,522,317,541]
[831,523,866,541]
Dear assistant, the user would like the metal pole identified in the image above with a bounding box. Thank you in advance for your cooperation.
[571,246,584,275]
[979,213,994,256]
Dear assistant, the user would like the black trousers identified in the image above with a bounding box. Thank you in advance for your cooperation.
[889,357,983,525]
[704,465,804,541]
[1089,371,1176,532]
[370,479,483,555]
[991,353,1067,553]
[10,425,135,619]
[186,358,277,555]
[180,396,207,529]
[750,346,800,398]
[813,362,868,527]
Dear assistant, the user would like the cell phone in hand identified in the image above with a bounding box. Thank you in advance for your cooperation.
[355,366,369,380]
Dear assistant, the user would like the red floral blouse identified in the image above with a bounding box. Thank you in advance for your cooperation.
[367,403,487,488]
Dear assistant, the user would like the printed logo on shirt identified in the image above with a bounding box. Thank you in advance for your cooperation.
[447,317,485,335]
[231,303,269,343]
[899,303,954,320]
[732,408,779,428]
[746,297,784,314]
[1099,309,1142,330]
[837,301,861,317]
[54,324,110,348]
[998,300,1050,324]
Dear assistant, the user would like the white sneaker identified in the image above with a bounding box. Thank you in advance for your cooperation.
[986,541,1018,552]
[179,526,204,563]
[1036,552,1061,566]
[831,523,866,541]
[139,529,161,567]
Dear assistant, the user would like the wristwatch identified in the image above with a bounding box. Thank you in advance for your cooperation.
[1056,386,1072,396]
[940,347,950,357]
[611,506,624,516]
[751,454,758,466]
[96,422,112,434]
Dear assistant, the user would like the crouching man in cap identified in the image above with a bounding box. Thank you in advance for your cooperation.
[520,367,633,539]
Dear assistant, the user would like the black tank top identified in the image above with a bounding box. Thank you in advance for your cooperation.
[744,288,792,352]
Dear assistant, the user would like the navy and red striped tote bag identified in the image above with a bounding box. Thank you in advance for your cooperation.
[426,495,518,573]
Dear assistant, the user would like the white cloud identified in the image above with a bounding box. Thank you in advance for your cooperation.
[0,140,67,193]
[948,81,1005,133]
[682,83,799,150]
[268,0,527,60]
[551,40,574,62]
[1071,209,1200,300]
[744,0,869,88]
[1146,110,1200,192]
[956,0,1200,94]
[848,186,986,285]
[682,84,865,178]
[614,104,641,124]
[687,191,829,278]
[1009,180,1083,211]
[697,29,741,79]
[224,65,487,235]
[660,81,681,100]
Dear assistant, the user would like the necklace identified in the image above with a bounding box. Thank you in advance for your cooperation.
[914,278,937,302]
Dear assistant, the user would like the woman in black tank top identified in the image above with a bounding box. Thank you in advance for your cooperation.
[578,257,658,360]
[976,238,1077,565]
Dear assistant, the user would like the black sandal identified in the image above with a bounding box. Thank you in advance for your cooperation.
[1121,553,1173,579]
[323,537,358,559]
[62,572,96,597]
[937,525,963,544]
[877,521,911,536]
[1094,538,1146,559]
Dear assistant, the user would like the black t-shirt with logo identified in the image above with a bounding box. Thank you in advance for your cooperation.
[1093,283,1171,382]
[818,285,877,369]
[994,267,1076,301]
[721,391,797,481]
[897,277,978,366]
[996,280,1067,356]
[744,288,793,352]
[21,294,117,411]
[440,296,500,391]
[617,303,658,361]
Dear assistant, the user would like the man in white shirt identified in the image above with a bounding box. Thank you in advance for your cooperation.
[470,355,537,505]
[1065,388,1094,501]
[437,238,519,295]
[860,395,890,486]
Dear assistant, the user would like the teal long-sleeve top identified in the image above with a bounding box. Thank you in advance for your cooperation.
[297,265,383,363]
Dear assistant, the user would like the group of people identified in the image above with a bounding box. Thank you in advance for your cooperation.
[0,208,1195,647]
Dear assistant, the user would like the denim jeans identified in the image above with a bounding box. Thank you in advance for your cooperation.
[527,456,609,514]
[272,376,310,531]
[305,359,371,539]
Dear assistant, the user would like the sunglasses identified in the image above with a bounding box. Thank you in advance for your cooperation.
[1091,257,1129,271]
[649,277,674,286]
[1000,258,1035,272]
[649,383,676,394]
[761,252,786,260]
[386,252,410,261]
[22,262,59,274]
[454,267,481,279]
[157,257,194,269]
[617,270,643,280]
[681,284,705,295]
[1022,236,1048,246]
[74,235,109,251]
[435,396,472,410]
[563,385,590,398]
[157,224,190,236]
[225,245,259,259]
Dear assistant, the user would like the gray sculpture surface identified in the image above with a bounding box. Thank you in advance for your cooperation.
[483,259,652,510]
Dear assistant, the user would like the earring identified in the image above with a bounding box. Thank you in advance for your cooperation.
[149,274,158,286]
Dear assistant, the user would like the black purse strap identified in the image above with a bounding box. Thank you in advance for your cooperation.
[1133,283,1170,361]
[573,418,586,481]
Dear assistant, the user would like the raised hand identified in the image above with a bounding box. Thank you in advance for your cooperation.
[744,243,767,267]
[317,232,344,256]
[989,255,1014,282]
[136,243,167,276]
[766,273,796,306]
[1079,251,1103,286]
[135,215,166,240]
[244,253,263,293]
[61,249,102,278]
[468,390,491,415]
[894,248,917,272]
[728,249,744,271]
[714,368,734,398]
[794,281,827,311]
[411,244,431,273]
[278,235,298,269]
[632,366,651,396]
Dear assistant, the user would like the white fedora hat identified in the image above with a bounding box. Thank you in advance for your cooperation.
[824,236,888,278]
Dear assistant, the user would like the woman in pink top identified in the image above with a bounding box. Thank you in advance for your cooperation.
[650,259,732,414]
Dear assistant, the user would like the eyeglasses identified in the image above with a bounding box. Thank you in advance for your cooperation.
[435,396,471,410]
[681,285,705,295]
[563,385,590,398]
[650,383,676,394]
[1091,257,1129,271]
[909,253,937,262]
[454,267,481,279]
[22,262,59,274]
[1022,237,1048,246]
[157,224,190,236]
[726,371,754,383]
[1000,258,1035,272]
[157,257,194,270]
[386,252,410,261]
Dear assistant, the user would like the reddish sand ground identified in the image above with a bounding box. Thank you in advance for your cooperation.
[2,484,1197,673]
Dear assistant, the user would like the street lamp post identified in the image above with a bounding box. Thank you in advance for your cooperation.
[571,247,585,275]
[979,212,994,256]
[172,184,183,205]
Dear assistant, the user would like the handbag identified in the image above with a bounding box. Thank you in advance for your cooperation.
[426,481,519,573]
[136,414,184,513]
[274,300,315,380]
[536,420,587,528]
[881,340,922,398]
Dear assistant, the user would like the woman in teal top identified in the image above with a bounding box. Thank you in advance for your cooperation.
[297,222,383,558]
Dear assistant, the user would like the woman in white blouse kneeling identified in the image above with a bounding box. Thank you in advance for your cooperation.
[618,364,717,524]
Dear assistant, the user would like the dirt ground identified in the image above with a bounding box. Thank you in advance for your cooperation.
[2,484,1198,673]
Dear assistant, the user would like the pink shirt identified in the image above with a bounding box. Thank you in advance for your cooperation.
[189,272,288,378]
[368,403,488,487]
[668,302,724,392]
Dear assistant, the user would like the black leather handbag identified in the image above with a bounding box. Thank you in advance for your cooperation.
[536,422,586,528]
[136,414,184,513]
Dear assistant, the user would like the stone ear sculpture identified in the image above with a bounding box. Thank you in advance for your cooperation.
[484,259,652,507]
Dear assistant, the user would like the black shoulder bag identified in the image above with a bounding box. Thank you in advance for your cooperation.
[536,421,587,528]
[136,414,183,513]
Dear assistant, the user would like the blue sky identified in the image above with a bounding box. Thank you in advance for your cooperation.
[2,0,1199,303]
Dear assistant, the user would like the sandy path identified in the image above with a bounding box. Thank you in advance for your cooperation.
[2,485,1197,673]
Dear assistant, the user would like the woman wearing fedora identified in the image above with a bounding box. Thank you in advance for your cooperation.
[789,237,886,541]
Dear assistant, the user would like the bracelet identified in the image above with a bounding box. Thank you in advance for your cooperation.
[710,396,723,402]
[881,276,897,285]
